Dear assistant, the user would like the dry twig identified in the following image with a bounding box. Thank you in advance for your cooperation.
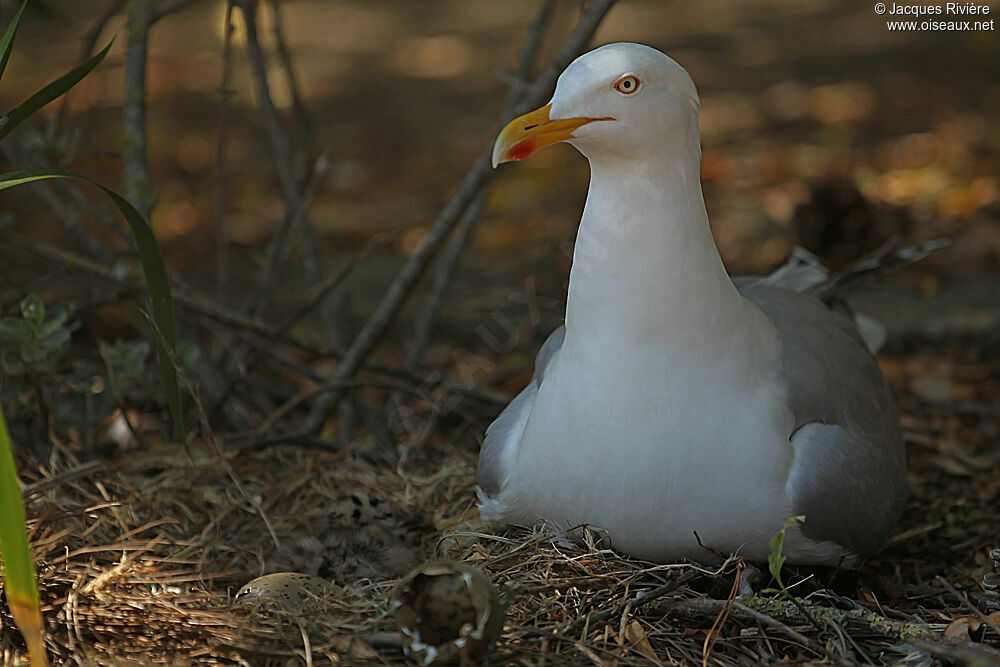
[404,0,557,369]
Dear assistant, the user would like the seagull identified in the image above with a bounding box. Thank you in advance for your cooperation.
[476,43,906,566]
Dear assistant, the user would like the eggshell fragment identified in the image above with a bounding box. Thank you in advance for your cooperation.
[391,561,504,666]
[234,572,330,610]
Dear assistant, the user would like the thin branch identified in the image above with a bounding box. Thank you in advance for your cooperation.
[937,575,1000,640]
[505,0,557,110]
[404,191,487,369]
[204,235,368,421]
[56,0,126,128]
[6,234,510,410]
[266,0,311,140]
[80,0,127,60]
[149,0,200,25]
[404,0,555,370]
[907,637,1000,665]
[249,378,439,438]
[273,234,380,337]
[303,0,621,433]
[730,602,830,660]
[98,344,148,451]
[123,0,153,219]
[562,569,703,636]
[1,142,112,262]
[235,0,321,316]
[143,312,282,549]
[215,0,236,302]
[243,0,324,292]
[235,97,328,329]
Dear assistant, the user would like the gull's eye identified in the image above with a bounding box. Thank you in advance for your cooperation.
[613,74,641,95]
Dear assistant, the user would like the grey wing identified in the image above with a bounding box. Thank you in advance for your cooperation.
[477,326,565,498]
[740,284,907,558]
[735,247,886,354]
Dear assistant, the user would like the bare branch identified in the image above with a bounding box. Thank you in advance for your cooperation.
[937,575,1000,640]
[730,602,831,659]
[267,0,311,140]
[404,190,487,369]
[0,141,115,262]
[240,152,327,317]
[79,0,126,67]
[234,0,328,324]
[562,569,703,636]
[145,311,282,549]
[53,0,127,129]
[204,226,365,421]
[215,0,236,301]
[273,235,380,337]
[907,637,1000,665]
[236,0,296,204]
[405,0,557,369]
[505,0,557,110]
[6,234,509,411]
[149,0,200,26]
[123,0,153,219]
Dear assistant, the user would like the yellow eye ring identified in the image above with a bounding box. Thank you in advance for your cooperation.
[613,74,641,95]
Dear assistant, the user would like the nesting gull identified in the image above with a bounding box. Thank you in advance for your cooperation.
[477,43,906,566]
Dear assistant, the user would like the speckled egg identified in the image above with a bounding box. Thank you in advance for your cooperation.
[234,572,330,610]
[391,561,504,666]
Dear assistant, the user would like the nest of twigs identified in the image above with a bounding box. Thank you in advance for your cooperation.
[0,346,998,665]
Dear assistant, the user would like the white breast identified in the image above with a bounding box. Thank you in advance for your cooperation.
[493,321,802,562]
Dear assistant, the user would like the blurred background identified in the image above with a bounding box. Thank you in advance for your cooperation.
[1,0,998,451]
[2,2,999,662]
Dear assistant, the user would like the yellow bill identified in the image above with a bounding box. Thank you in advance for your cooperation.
[492,104,610,167]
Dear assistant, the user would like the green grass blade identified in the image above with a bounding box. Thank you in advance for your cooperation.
[0,389,49,666]
[0,38,113,143]
[0,168,185,443]
[0,0,29,82]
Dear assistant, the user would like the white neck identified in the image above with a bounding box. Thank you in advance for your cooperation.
[563,142,762,362]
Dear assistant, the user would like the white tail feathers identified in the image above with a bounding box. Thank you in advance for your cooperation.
[757,238,949,353]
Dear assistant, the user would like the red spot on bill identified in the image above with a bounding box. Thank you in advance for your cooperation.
[508,140,536,162]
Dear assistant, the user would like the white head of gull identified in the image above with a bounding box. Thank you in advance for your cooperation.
[478,43,905,566]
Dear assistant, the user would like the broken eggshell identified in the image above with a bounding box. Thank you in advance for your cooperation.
[234,572,331,611]
[391,560,504,666]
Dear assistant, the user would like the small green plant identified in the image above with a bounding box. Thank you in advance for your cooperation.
[0,1,183,440]
[767,514,805,591]
[0,1,185,662]
[101,339,153,383]
[0,295,75,375]
[0,295,81,449]
[767,515,824,632]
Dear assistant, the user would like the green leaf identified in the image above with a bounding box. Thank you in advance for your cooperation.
[0,0,28,82]
[0,318,30,343]
[767,533,785,585]
[767,515,804,589]
[0,168,185,443]
[20,294,43,328]
[0,400,48,666]
[0,38,113,143]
